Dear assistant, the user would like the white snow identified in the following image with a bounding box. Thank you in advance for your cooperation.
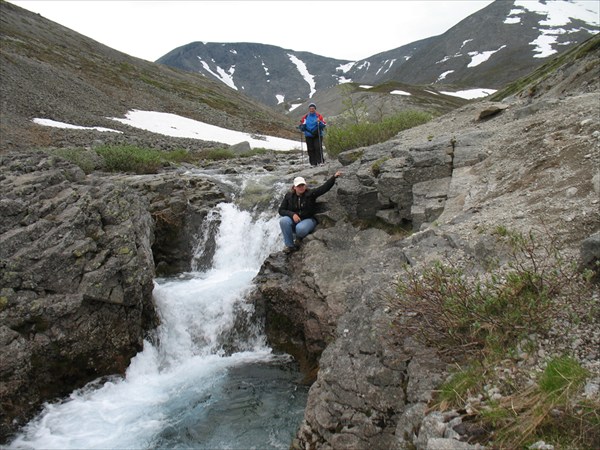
[460,39,473,49]
[516,0,599,27]
[275,94,285,104]
[376,59,396,76]
[530,33,561,58]
[287,53,316,98]
[390,90,411,96]
[288,103,302,112]
[336,62,356,73]
[33,110,299,151]
[262,61,270,77]
[359,85,374,89]
[440,88,497,99]
[337,76,353,84]
[512,0,599,58]
[504,16,521,24]
[198,58,238,90]
[436,70,454,82]
[32,118,121,133]
[467,45,506,68]
[436,53,461,64]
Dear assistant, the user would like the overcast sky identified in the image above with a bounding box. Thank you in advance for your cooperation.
[10,0,496,62]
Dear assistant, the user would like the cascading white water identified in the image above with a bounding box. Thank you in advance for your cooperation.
[8,195,307,449]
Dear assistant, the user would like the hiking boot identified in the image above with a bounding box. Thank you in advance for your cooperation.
[283,246,296,254]
[293,238,302,248]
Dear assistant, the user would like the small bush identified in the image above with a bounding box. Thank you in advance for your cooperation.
[390,228,594,357]
[394,227,598,447]
[325,110,432,158]
[196,148,235,161]
[49,148,100,174]
[94,145,199,173]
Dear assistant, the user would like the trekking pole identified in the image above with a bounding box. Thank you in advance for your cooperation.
[317,122,325,165]
[299,131,306,166]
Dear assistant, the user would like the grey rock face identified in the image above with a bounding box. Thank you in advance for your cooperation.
[253,70,600,447]
[0,152,158,439]
[109,172,226,275]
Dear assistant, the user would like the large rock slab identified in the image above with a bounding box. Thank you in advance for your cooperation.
[0,152,158,439]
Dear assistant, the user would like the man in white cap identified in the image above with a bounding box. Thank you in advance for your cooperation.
[299,103,327,166]
[278,171,342,253]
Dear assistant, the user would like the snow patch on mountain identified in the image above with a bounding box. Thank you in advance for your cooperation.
[198,58,237,90]
[440,88,496,99]
[437,70,454,82]
[288,54,316,98]
[337,62,356,73]
[468,45,507,68]
[509,0,599,58]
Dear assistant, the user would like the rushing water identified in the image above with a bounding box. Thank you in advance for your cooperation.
[8,175,308,449]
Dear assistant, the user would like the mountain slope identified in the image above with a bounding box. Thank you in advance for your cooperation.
[157,41,351,108]
[0,1,296,153]
[367,0,600,88]
[156,0,599,108]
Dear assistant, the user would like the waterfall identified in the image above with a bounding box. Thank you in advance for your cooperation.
[8,180,307,449]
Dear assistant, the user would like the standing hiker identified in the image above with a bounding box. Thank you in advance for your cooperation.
[278,171,342,253]
[299,103,326,166]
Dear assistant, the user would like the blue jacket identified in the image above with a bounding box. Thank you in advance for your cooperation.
[300,111,326,138]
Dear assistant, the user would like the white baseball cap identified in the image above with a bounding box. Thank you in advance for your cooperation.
[293,176,306,187]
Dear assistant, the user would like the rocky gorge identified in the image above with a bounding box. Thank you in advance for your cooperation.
[1,35,599,450]
[251,45,600,448]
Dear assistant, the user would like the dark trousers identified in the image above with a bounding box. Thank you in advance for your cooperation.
[305,135,324,166]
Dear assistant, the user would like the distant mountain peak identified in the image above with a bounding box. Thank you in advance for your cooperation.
[156,0,598,110]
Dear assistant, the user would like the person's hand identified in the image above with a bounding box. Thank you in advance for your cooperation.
[292,214,301,223]
[334,171,342,178]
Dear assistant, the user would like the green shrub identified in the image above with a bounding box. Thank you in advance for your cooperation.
[95,145,165,173]
[49,148,100,174]
[391,228,594,357]
[94,145,199,173]
[393,227,598,447]
[196,148,235,161]
[325,110,432,158]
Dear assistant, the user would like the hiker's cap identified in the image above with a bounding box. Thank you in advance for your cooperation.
[293,176,306,187]
[308,103,316,109]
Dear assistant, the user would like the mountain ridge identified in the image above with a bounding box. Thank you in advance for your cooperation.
[156,0,599,111]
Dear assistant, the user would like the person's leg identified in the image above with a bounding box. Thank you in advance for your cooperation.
[306,137,317,166]
[279,216,296,248]
[295,218,317,239]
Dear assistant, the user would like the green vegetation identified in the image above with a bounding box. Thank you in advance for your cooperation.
[95,145,189,173]
[371,157,390,177]
[392,227,594,355]
[390,227,598,447]
[437,356,598,448]
[47,145,271,174]
[50,148,100,174]
[437,365,484,408]
[325,110,432,158]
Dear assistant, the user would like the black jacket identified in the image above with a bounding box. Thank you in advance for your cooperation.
[278,176,337,220]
